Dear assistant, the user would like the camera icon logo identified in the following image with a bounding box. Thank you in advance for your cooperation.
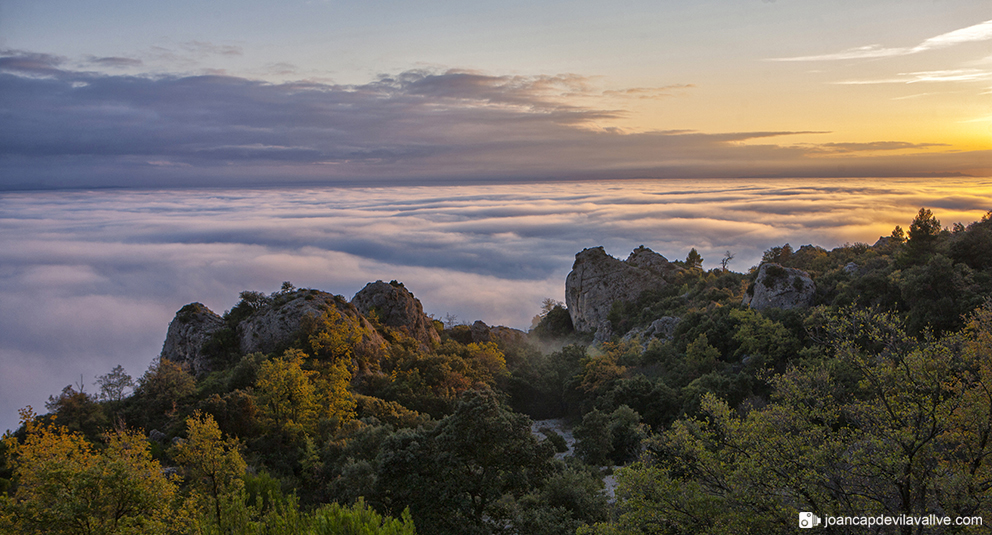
[799,512,822,528]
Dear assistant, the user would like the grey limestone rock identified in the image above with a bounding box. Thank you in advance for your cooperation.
[160,302,225,375]
[565,246,681,333]
[468,320,528,347]
[351,280,440,349]
[470,320,492,343]
[743,263,815,311]
[594,320,614,343]
[621,316,680,347]
[647,316,680,340]
[238,291,387,364]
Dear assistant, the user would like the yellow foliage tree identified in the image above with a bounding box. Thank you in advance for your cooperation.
[1,408,178,535]
[171,411,247,533]
[255,349,321,434]
[308,308,362,364]
[255,349,355,436]
[464,342,508,385]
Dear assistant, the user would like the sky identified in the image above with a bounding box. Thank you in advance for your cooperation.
[1,1,991,431]
[1,0,990,188]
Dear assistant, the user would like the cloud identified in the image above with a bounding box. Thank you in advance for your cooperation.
[86,56,144,68]
[837,69,992,85]
[181,41,244,57]
[0,50,987,190]
[771,18,992,61]
[3,178,992,432]
[601,84,696,99]
[0,50,65,76]
[800,141,948,154]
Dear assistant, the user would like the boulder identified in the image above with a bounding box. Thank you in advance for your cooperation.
[743,263,815,311]
[565,246,680,332]
[352,280,440,349]
[160,302,225,375]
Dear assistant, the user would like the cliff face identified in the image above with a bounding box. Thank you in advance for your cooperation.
[160,303,225,375]
[565,246,681,333]
[351,280,440,350]
[743,263,815,311]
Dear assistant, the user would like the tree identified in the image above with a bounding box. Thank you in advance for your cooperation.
[44,385,107,441]
[587,305,992,534]
[574,406,647,466]
[908,207,941,242]
[255,349,321,435]
[891,224,905,242]
[310,498,417,535]
[96,365,134,403]
[172,411,247,533]
[375,391,555,534]
[574,409,612,466]
[685,248,703,269]
[1,409,178,534]
[128,358,195,433]
[308,307,364,365]
[255,349,355,436]
[238,290,270,310]
[720,250,735,271]
[904,207,942,261]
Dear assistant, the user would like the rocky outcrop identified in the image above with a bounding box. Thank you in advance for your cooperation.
[351,280,440,349]
[161,303,225,375]
[623,316,681,345]
[743,263,815,311]
[238,291,387,361]
[565,246,681,333]
[467,320,528,347]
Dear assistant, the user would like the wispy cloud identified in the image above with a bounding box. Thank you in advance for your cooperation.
[771,18,992,61]
[85,56,143,68]
[800,141,948,154]
[601,84,696,99]
[836,69,992,85]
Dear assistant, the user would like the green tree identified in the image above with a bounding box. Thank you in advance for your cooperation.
[375,391,555,534]
[128,358,195,433]
[574,409,612,466]
[44,385,107,442]
[575,406,647,466]
[904,207,943,262]
[587,305,992,534]
[685,248,703,269]
[310,498,417,535]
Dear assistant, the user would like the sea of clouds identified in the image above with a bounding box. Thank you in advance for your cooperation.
[2,177,990,432]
